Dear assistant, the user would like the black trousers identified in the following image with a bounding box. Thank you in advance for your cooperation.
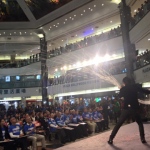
[110,109,145,140]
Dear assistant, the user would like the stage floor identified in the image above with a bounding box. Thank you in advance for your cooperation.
[56,122,150,150]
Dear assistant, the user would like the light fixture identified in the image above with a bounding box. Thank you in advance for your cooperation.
[50,26,52,28]
[60,67,63,70]
[72,18,74,20]
[55,69,58,72]
[89,8,91,9]
[102,4,104,6]
[110,21,112,23]
[83,10,85,12]
[49,44,51,46]
[64,22,66,24]
[76,34,77,36]
[53,25,55,26]
[25,32,26,34]
[37,34,44,38]
[20,32,22,35]
[62,40,63,41]
[134,10,137,12]
[70,17,72,19]
[65,19,67,21]
[91,28,94,30]
[10,33,11,35]
[14,32,16,34]
[94,5,96,7]
[0,34,1,35]
[49,29,50,30]
[91,9,93,11]
[74,15,76,17]
[148,38,150,41]
[57,23,59,25]
[3,32,5,34]
[56,26,58,27]
[81,14,83,16]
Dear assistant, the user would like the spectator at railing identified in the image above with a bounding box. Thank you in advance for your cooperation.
[129,0,150,29]
[48,49,150,86]
[47,26,122,58]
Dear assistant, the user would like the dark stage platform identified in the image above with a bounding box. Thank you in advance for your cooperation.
[56,122,150,150]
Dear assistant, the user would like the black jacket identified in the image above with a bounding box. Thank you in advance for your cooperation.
[119,84,150,109]
[0,126,10,141]
[39,117,49,130]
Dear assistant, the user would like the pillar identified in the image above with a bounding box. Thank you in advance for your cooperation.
[10,55,15,63]
[40,34,49,105]
[119,0,136,83]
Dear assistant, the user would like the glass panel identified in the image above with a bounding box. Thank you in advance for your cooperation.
[25,0,72,19]
[0,0,29,22]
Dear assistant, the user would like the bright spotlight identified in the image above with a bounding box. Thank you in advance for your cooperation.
[77,62,81,66]
[64,66,67,70]
[93,55,100,64]
[104,54,110,61]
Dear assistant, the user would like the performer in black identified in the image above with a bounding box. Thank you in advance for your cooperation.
[108,77,150,144]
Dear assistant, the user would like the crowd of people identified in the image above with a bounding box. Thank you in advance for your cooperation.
[48,26,122,58]
[129,0,150,29]
[0,96,149,150]
[0,54,40,69]
[135,49,150,69]
[0,98,125,150]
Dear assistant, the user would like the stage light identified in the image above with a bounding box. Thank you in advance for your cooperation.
[55,69,58,71]
[77,62,81,66]
[38,34,44,38]
[93,55,100,64]
[64,66,67,70]
[104,54,110,60]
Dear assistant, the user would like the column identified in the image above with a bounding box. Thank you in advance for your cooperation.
[119,0,136,82]
[40,34,49,105]
[10,55,15,63]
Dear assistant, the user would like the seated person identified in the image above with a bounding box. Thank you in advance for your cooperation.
[8,117,28,150]
[38,112,49,139]
[55,112,76,142]
[97,107,105,130]
[49,113,66,144]
[63,109,84,139]
[0,119,16,150]
[82,108,97,134]
[24,117,46,150]
[71,110,88,137]
[92,108,105,132]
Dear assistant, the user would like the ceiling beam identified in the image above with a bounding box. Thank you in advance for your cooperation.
[16,0,36,22]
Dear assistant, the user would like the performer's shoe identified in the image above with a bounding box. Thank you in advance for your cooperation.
[108,139,113,145]
[141,138,147,144]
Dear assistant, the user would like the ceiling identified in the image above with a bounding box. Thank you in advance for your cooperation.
[0,0,149,59]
